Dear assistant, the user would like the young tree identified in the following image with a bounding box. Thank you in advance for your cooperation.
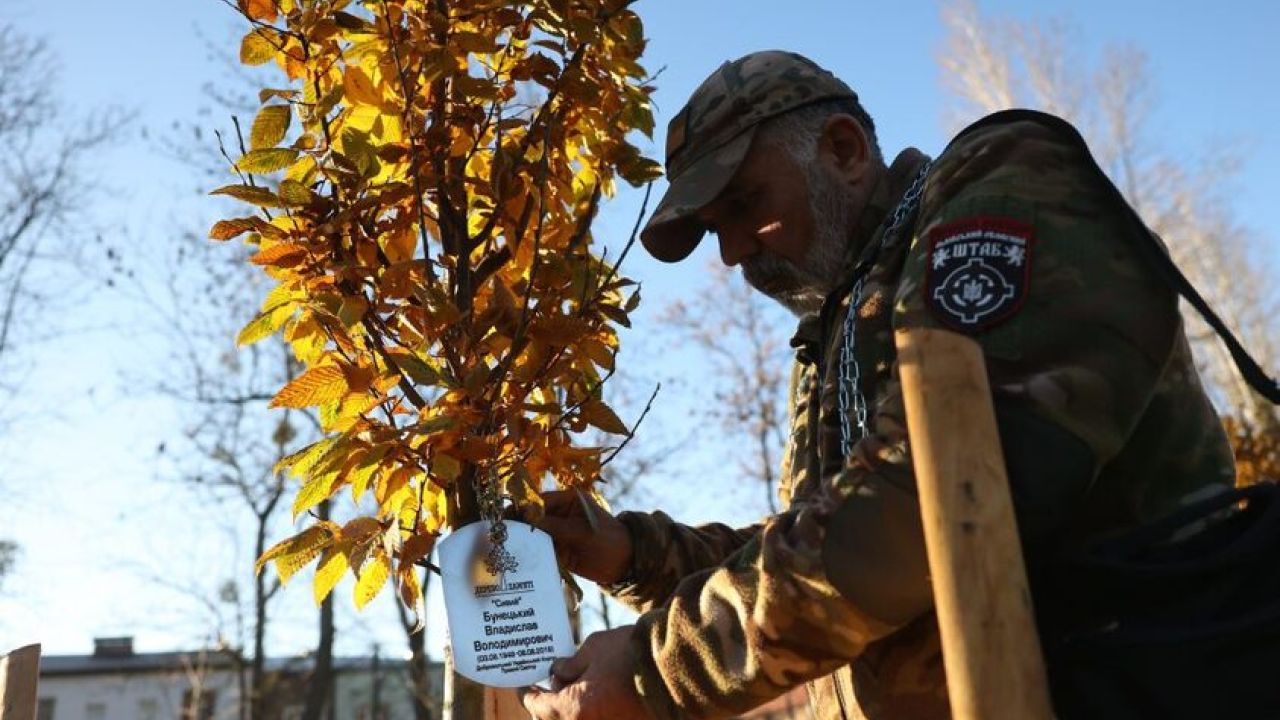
[213,1,657,715]
[939,0,1280,440]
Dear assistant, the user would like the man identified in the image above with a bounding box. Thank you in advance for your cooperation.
[521,50,1237,719]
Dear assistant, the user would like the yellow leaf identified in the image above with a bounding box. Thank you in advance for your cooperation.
[349,446,388,501]
[256,523,336,583]
[354,549,392,610]
[579,399,629,435]
[250,104,291,150]
[278,178,312,206]
[238,148,299,174]
[292,471,339,518]
[261,282,303,312]
[273,437,334,478]
[383,226,417,263]
[210,183,284,208]
[343,66,383,107]
[389,352,442,387]
[270,364,348,408]
[236,302,295,346]
[240,29,277,66]
[313,546,349,605]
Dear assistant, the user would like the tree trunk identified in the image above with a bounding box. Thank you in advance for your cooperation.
[396,568,435,720]
[251,514,269,720]
[443,654,486,720]
[445,470,485,720]
[302,500,336,720]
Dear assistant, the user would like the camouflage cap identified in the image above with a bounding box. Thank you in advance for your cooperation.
[640,51,859,262]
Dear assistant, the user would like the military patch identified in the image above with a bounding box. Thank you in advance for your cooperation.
[925,217,1033,332]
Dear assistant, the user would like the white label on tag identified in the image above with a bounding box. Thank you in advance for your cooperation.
[438,520,574,688]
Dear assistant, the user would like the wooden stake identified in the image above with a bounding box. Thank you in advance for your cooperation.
[0,644,41,720]
[484,687,530,719]
[895,328,1053,720]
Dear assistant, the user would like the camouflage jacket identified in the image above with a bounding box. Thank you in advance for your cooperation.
[609,110,1236,719]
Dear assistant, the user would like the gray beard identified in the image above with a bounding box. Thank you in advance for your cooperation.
[741,164,855,316]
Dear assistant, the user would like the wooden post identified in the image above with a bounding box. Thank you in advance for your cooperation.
[443,656,529,720]
[484,687,529,719]
[0,644,41,720]
[895,328,1053,720]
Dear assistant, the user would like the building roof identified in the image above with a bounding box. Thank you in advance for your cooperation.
[41,651,413,678]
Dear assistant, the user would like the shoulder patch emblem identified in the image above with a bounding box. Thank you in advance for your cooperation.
[925,216,1033,332]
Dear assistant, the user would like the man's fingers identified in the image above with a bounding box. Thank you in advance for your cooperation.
[551,652,588,683]
[540,489,584,515]
[520,686,562,720]
[537,514,594,545]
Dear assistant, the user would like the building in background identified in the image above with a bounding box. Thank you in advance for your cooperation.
[35,637,437,720]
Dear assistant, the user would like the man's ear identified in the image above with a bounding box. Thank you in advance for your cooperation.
[818,114,873,186]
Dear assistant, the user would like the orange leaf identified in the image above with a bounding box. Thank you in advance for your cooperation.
[579,399,629,435]
[250,242,308,267]
[271,365,348,408]
[242,0,278,22]
[341,516,383,544]
[397,563,426,632]
[401,533,437,567]
[579,338,615,371]
[530,315,590,346]
[209,217,261,241]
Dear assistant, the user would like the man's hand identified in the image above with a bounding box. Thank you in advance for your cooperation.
[536,489,633,586]
[521,626,653,720]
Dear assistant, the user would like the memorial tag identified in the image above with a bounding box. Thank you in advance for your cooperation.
[438,520,574,687]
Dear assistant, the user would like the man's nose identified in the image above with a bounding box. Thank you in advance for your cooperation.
[718,228,756,267]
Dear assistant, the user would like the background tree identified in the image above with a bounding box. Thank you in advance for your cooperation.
[940,0,1279,460]
[0,19,125,604]
[0,23,124,406]
[393,562,436,720]
[936,0,1274,474]
[0,540,14,591]
[663,262,792,513]
[143,218,324,719]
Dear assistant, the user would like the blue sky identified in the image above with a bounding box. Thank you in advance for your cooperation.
[1,0,1276,664]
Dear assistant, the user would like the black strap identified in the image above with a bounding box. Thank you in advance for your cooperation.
[950,110,1280,405]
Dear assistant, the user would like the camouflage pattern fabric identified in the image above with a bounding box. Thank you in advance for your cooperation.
[640,51,861,263]
[608,112,1236,719]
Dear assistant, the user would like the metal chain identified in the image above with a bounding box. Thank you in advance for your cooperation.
[478,470,519,575]
[838,162,933,459]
